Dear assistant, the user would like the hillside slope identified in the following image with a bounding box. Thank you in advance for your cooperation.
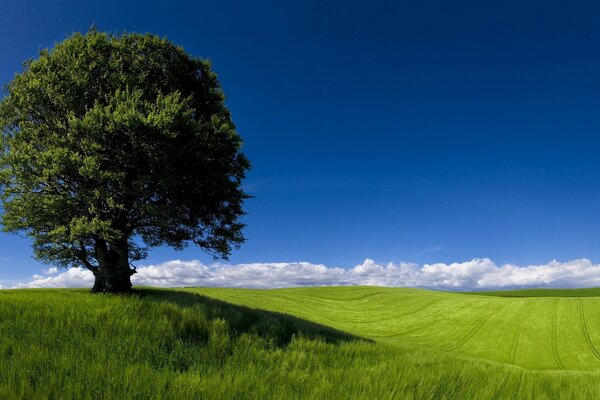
[1,287,600,398]
[190,286,600,371]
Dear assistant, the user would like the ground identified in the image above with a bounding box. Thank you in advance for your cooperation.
[1,286,600,399]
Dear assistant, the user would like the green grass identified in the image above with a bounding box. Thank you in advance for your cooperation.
[189,286,600,371]
[2,286,600,398]
[463,287,600,297]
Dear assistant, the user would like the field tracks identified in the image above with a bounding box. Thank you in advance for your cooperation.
[551,299,565,370]
[507,299,537,364]
[377,301,467,338]
[399,299,440,318]
[578,298,600,361]
[447,303,506,352]
[353,299,442,326]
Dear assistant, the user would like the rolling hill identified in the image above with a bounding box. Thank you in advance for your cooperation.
[1,287,600,398]
[190,286,600,371]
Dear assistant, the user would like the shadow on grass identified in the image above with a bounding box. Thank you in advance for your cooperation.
[132,288,370,347]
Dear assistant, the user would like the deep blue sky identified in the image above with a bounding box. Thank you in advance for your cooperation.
[1,0,600,281]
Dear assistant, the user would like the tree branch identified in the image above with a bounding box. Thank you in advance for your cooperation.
[77,241,99,273]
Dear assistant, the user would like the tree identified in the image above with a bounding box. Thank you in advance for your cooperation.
[0,30,250,292]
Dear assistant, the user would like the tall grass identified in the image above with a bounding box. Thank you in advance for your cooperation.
[0,288,599,399]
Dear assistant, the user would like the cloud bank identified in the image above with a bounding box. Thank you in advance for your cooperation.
[13,258,600,291]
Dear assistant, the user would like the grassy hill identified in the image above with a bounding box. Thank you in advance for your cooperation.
[191,286,600,371]
[2,287,600,399]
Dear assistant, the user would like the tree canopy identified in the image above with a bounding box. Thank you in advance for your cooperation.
[0,30,250,292]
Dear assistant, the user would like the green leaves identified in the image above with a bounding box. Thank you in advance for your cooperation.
[0,30,250,271]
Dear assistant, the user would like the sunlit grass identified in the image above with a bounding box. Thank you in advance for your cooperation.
[1,287,600,398]
[190,286,600,371]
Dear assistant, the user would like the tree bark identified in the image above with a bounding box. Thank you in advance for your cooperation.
[91,267,134,292]
[91,238,136,293]
[91,272,106,292]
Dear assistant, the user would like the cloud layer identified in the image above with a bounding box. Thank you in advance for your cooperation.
[13,258,600,291]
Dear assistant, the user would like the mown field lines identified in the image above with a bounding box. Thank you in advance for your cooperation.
[578,298,600,361]
[557,299,596,370]
[507,299,537,365]
[551,299,565,370]
[191,286,600,371]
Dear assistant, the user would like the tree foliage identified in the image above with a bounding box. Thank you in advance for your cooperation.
[0,30,250,291]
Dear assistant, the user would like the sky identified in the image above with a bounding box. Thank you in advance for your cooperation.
[1,0,600,288]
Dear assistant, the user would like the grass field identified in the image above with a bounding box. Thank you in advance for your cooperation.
[190,286,600,371]
[1,287,600,398]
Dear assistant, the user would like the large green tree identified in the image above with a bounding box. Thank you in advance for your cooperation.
[0,31,250,292]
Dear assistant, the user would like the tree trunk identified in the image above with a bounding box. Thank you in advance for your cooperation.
[91,267,134,293]
[91,272,106,292]
[91,238,136,293]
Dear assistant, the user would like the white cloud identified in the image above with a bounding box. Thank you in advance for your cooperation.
[12,257,600,291]
[41,267,59,275]
[15,267,94,289]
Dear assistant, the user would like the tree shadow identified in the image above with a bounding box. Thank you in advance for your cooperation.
[132,288,370,347]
